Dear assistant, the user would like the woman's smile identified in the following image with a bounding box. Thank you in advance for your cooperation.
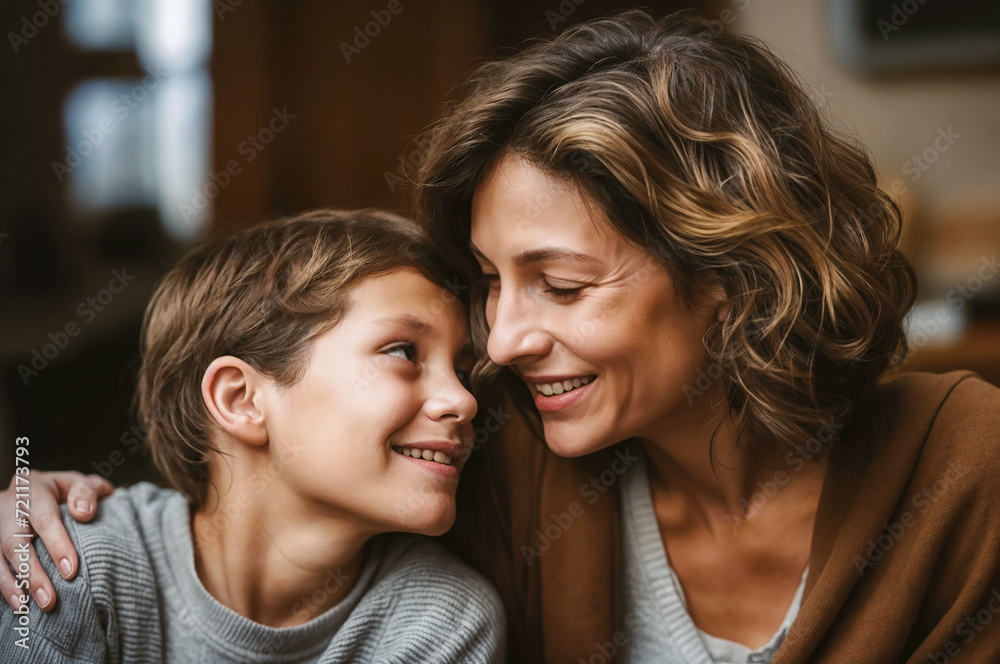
[524,374,598,411]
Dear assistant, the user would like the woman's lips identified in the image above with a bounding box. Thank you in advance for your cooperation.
[527,375,597,412]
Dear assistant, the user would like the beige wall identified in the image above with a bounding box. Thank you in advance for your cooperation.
[733,0,1000,292]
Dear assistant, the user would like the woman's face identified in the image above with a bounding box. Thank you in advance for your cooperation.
[470,155,727,456]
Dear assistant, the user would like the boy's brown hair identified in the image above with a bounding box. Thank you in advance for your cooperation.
[136,209,457,506]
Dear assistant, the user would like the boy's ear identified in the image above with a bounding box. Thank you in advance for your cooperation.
[201,356,269,447]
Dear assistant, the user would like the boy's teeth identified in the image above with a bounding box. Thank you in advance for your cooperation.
[534,376,594,397]
[392,447,453,466]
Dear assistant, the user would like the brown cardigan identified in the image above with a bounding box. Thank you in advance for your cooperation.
[478,370,1000,663]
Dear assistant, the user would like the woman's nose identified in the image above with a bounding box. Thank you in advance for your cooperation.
[486,289,552,366]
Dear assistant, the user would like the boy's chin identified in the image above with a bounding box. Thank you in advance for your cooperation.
[391,499,456,537]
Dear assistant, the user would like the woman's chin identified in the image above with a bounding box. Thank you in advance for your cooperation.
[542,424,609,458]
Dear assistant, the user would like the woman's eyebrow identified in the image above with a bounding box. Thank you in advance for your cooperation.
[512,247,603,268]
[469,242,603,268]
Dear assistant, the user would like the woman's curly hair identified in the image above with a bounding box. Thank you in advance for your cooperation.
[414,10,917,461]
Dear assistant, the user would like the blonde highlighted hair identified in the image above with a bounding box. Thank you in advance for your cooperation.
[136,209,455,505]
[416,10,917,460]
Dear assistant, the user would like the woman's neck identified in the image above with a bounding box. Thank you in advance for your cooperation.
[191,485,371,628]
[638,384,828,537]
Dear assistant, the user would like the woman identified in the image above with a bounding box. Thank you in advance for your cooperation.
[5,11,1000,664]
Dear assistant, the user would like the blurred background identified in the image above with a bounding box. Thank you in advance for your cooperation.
[1,0,998,483]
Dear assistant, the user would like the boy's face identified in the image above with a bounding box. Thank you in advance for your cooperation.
[260,269,477,536]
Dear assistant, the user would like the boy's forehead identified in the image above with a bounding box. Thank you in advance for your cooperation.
[349,270,469,333]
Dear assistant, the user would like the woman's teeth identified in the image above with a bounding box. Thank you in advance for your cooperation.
[393,447,453,466]
[534,376,594,396]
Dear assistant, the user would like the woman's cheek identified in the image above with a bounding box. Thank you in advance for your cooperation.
[561,302,616,353]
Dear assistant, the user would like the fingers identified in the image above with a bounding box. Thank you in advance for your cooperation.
[1,535,56,612]
[63,474,114,523]
[24,539,57,611]
[0,534,30,611]
[17,541,55,612]
[0,470,115,613]
[27,488,78,582]
[0,482,68,613]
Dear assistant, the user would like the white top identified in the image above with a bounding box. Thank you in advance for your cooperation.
[619,448,806,664]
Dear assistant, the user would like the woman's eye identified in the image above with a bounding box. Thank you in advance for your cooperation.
[480,273,500,293]
[383,342,417,363]
[456,368,473,390]
[543,279,584,299]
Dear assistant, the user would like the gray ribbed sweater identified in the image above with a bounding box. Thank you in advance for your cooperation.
[0,483,505,663]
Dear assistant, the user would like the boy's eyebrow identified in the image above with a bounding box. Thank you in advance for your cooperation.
[469,242,602,268]
[375,314,430,332]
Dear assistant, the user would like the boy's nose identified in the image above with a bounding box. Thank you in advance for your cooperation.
[426,375,478,425]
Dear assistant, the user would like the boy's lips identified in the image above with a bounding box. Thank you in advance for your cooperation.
[394,440,466,457]
[391,439,470,476]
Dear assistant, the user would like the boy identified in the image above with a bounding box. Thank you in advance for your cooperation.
[0,209,505,662]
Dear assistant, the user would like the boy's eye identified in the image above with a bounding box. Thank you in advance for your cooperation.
[383,342,417,363]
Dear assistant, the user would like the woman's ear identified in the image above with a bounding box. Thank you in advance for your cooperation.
[201,356,269,447]
[715,296,730,323]
[704,284,730,323]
